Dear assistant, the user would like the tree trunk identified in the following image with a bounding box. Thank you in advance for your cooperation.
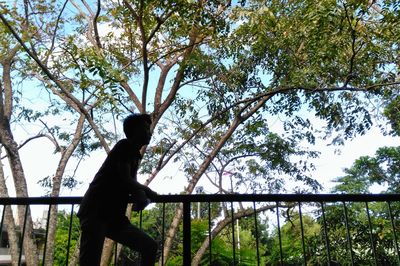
[0,149,19,266]
[0,111,38,265]
[68,236,80,266]
[191,204,279,266]
[1,47,38,265]
[2,135,39,265]
[160,121,240,264]
[161,98,270,264]
[44,114,85,266]
[100,238,114,266]
[44,205,58,266]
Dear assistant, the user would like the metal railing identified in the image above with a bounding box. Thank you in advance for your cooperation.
[0,194,399,265]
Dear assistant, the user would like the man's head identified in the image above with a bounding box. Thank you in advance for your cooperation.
[123,113,152,145]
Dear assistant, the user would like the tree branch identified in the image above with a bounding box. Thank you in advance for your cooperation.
[45,0,69,65]
[0,12,110,152]
[0,134,55,160]
[123,0,149,112]
[93,0,102,49]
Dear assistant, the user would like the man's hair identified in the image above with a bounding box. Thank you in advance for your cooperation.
[123,113,152,138]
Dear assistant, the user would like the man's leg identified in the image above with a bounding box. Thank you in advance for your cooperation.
[79,219,106,266]
[106,217,157,266]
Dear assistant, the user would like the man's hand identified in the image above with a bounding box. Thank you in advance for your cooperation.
[132,189,151,211]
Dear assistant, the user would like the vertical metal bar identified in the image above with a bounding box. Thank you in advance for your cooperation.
[139,210,143,229]
[0,205,6,247]
[208,201,212,265]
[161,202,165,266]
[138,210,143,264]
[320,202,331,264]
[183,201,191,266]
[343,201,354,265]
[41,205,52,266]
[65,204,75,266]
[230,201,236,265]
[0,205,5,264]
[388,201,400,264]
[298,202,307,265]
[365,202,377,265]
[114,243,118,265]
[276,202,283,266]
[19,205,29,266]
[253,201,260,266]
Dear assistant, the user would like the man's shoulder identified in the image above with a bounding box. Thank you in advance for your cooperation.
[111,138,132,150]
[111,139,140,158]
[115,138,130,146]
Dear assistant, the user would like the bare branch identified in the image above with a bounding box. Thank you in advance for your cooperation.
[39,119,61,151]
[123,0,149,112]
[93,0,102,49]
[81,0,95,17]
[45,0,69,65]
[0,134,55,160]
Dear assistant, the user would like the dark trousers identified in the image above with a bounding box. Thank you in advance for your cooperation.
[79,216,157,266]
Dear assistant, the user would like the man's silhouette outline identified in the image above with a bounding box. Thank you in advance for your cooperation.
[78,113,158,265]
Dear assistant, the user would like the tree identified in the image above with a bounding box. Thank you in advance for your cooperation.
[0,5,40,264]
[320,146,400,265]
[266,210,322,265]
[333,146,400,193]
[52,211,80,266]
[0,0,399,264]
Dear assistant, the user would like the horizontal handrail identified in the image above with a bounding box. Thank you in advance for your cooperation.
[0,193,399,205]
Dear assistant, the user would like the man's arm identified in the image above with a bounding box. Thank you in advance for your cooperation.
[116,159,158,200]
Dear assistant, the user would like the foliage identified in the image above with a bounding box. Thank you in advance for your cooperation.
[319,201,400,265]
[124,202,270,265]
[333,146,400,193]
[265,143,400,265]
[324,146,400,264]
[52,211,80,265]
[266,211,322,265]
[384,95,400,136]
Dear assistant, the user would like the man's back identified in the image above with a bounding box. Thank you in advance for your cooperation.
[78,139,141,221]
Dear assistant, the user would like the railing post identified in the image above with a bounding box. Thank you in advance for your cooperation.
[230,202,236,265]
[66,204,75,266]
[208,201,212,265]
[320,202,331,264]
[253,201,260,266]
[388,201,400,264]
[183,201,191,265]
[298,202,307,266]
[161,202,166,266]
[19,205,29,266]
[0,206,5,246]
[42,204,52,266]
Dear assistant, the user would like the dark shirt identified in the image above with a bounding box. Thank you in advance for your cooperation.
[77,139,142,222]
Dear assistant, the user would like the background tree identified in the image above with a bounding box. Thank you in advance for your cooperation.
[0,5,40,264]
[333,146,400,193]
[52,211,80,266]
[266,211,322,265]
[316,145,400,265]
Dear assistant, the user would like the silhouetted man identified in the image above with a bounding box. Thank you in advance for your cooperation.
[78,113,158,265]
